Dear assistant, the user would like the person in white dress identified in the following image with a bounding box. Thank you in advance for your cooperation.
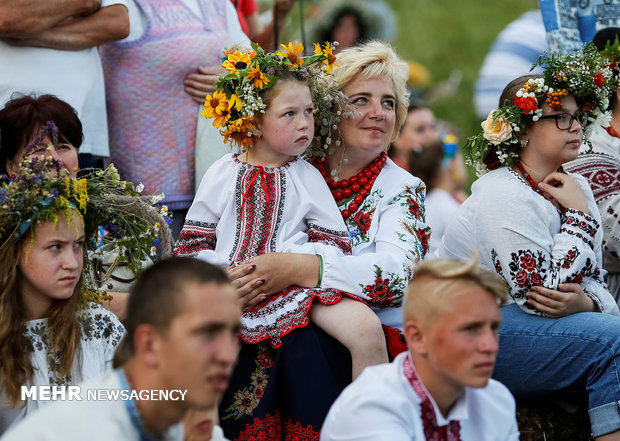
[174,43,388,379]
[321,256,519,441]
[438,46,620,440]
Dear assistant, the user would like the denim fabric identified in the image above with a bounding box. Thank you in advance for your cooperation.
[493,304,620,437]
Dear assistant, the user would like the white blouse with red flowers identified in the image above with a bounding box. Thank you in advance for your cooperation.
[436,166,619,316]
[319,159,431,329]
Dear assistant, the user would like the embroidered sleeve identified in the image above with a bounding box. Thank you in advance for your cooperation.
[565,152,620,274]
[483,196,618,315]
[79,303,126,369]
[321,179,430,308]
[173,157,232,268]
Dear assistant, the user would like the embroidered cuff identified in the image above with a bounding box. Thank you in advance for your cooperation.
[585,291,603,313]
[560,208,599,249]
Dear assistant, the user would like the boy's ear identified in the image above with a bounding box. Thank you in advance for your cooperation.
[403,320,429,356]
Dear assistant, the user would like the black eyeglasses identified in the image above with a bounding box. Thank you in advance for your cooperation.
[537,112,588,130]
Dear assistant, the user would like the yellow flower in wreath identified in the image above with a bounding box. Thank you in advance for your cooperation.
[222,51,254,73]
[246,65,269,89]
[202,90,228,119]
[277,41,304,68]
[314,42,338,74]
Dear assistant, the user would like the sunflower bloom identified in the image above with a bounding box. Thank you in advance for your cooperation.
[314,42,338,73]
[201,90,228,119]
[212,106,232,128]
[277,41,304,68]
[246,65,270,89]
[222,51,253,73]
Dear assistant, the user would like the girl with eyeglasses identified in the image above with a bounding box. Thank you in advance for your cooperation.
[437,46,620,440]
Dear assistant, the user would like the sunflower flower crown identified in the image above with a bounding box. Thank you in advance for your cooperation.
[464,43,617,176]
[202,41,348,153]
[0,155,173,303]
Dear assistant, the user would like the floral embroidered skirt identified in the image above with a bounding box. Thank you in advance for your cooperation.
[241,286,354,348]
[220,323,407,440]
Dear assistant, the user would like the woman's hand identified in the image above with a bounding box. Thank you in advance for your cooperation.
[526,283,597,318]
[184,65,225,104]
[226,253,319,310]
[537,172,589,215]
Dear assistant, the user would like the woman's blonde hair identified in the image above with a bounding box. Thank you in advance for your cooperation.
[403,254,508,327]
[333,41,410,141]
[0,217,82,407]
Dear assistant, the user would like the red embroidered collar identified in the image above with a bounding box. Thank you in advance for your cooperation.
[403,354,462,441]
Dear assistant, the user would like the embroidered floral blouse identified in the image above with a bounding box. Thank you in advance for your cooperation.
[565,124,620,299]
[436,167,619,316]
[0,303,125,434]
[319,159,431,328]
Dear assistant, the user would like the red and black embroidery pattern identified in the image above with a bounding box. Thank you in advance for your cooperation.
[242,287,347,347]
[561,208,599,249]
[403,354,461,441]
[564,152,620,202]
[307,222,351,254]
[360,265,406,308]
[235,411,320,441]
[230,165,285,263]
[352,211,372,235]
[173,220,217,257]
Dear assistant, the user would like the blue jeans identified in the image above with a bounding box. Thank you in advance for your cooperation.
[493,304,620,437]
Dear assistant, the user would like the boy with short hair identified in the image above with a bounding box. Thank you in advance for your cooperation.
[321,256,519,440]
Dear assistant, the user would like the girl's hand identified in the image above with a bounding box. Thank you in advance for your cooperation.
[526,283,596,318]
[538,172,589,215]
[226,253,319,310]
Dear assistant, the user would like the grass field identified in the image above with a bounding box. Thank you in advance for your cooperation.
[385,0,538,143]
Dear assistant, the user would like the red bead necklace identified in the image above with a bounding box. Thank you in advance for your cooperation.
[514,160,542,194]
[314,152,387,219]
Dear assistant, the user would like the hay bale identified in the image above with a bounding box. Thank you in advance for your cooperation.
[516,400,593,441]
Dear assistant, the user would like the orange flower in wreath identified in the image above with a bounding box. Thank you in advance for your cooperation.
[277,41,304,68]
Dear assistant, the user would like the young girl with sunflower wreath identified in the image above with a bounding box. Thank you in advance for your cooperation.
[174,41,389,435]
[437,44,620,439]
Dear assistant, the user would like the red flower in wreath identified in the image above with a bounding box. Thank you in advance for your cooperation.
[406,197,421,216]
[513,96,538,114]
[483,146,502,171]
[520,254,537,272]
[353,211,372,233]
[593,72,605,88]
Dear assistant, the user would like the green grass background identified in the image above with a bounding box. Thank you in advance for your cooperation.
[386,0,538,141]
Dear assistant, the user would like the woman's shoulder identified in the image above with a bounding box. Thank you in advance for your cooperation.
[471,167,539,202]
[381,158,426,193]
[77,302,125,346]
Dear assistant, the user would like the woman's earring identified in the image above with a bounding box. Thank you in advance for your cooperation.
[520,139,528,148]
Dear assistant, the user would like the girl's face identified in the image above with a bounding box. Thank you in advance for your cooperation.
[254,80,314,165]
[523,95,583,168]
[6,135,79,178]
[392,108,437,153]
[17,211,84,320]
[339,75,397,157]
